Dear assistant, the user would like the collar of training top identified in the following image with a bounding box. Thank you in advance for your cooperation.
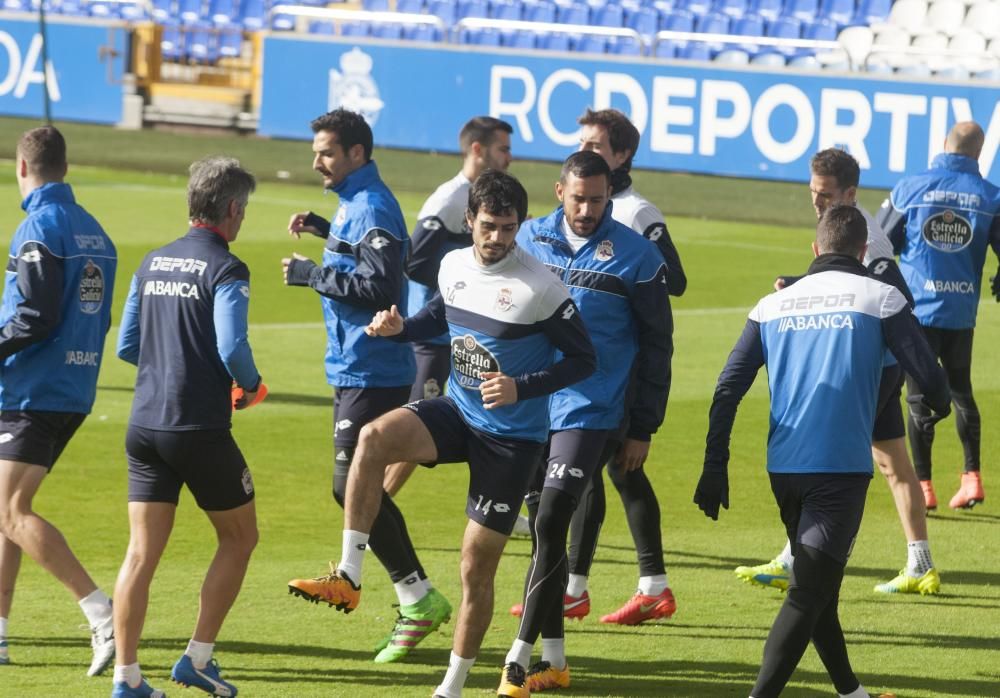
[807,253,867,277]
[534,202,616,247]
[185,225,230,248]
[331,160,380,198]
[22,181,74,212]
[931,152,980,175]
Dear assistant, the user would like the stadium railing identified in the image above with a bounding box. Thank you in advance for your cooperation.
[267,4,445,34]
[652,28,843,63]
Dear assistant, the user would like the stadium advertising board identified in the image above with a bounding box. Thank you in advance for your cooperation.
[258,37,1000,188]
[0,17,125,124]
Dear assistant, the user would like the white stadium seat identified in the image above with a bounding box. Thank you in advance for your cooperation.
[964,1,1000,39]
[923,0,965,35]
[887,0,928,31]
[836,25,874,68]
[715,48,751,64]
[949,27,987,52]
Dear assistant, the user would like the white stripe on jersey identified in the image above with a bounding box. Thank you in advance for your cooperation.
[858,204,894,263]
[751,270,907,323]
[610,186,663,235]
[416,171,471,234]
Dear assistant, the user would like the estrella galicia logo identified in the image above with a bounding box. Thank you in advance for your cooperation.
[451,334,500,389]
[79,260,104,314]
[327,47,385,126]
[922,210,973,252]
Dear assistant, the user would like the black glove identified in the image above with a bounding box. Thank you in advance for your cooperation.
[693,469,729,521]
[990,270,999,302]
[304,212,331,238]
[906,393,951,435]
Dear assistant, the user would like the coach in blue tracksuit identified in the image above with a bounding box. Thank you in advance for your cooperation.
[0,126,117,675]
[502,151,672,692]
[878,121,1000,510]
[281,109,440,650]
[695,205,950,698]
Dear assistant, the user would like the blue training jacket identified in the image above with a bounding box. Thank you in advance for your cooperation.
[0,182,117,413]
[285,161,416,388]
[878,153,1000,330]
[704,255,950,476]
[517,205,672,438]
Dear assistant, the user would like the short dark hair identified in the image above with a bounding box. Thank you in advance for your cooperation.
[311,109,373,162]
[467,170,528,224]
[810,148,860,191]
[816,204,867,257]
[577,108,641,172]
[17,125,67,180]
[188,156,257,224]
[560,150,612,185]
[459,116,513,155]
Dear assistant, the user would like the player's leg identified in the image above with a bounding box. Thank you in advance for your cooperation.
[564,463,605,608]
[906,326,943,492]
[734,540,794,591]
[940,329,984,509]
[0,532,18,664]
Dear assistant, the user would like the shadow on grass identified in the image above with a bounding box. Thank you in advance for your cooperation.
[98,385,332,408]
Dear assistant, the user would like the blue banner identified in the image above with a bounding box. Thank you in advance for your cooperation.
[0,16,125,124]
[259,36,1000,189]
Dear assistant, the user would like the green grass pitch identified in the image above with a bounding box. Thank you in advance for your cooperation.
[0,120,997,697]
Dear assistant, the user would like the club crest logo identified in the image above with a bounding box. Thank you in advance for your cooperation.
[327,48,384,126]
[595,240,614,262]
[79,260,104,314]
[423,378,441,399]
[334,206,347,225]
[494,287,514,312]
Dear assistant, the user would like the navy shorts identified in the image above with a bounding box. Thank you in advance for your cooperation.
[769,472,870,565]
[126,425,254,511]
[532,429,611,504]
[406,396,545,535]
[872,364,905,442]
[0,410,86,471]
[409,343,451,403]
[334,385,411,449]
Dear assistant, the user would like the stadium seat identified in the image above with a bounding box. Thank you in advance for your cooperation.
[459,0,489,17]
[713,0,747,16]
[397,0,425,12]
[661,7,695,31]
[271,12,296,30]
[681,40,713,58]
[428,0,459,23]
[178,0,202,24]
[696,10,730,32]
[574,34,608,52]
[964,1,1000,39]
[237,0,264,29]
[218,28,242,57]
[682,0,712,13]
[853,0,891,23]
[208,0,235,25]
[596,2,625,25]
[362,0,389,8]
[936,63,970,78]
[613,35,644,52]
[897,60,933,75]
[119,0,148,20]
[540,32,572,50]
[816,0,852,24]
[752,49,787,63]
[161,21,184,60]
[475,27,503,43]
[788,52,820,66]
[715,46,751,61]
[783,0,818,22]
[836,24,873,65]
[973,65,1000,80]
[2,0,30,10]
[523,0,556,21]
[309,20,334,33]
[501,29,536,47]
[748,0,782,20]
[949,27,987,52]
[557,2,590,23]
[651,0,674,12]
[732,14,764,52]
[924,0,965,35]
[341,21,371,35]
[490,0,522,18]
[373,22,405,38]
[884,0,927,32]
[88,1,118,17]
[186,23,215,62]
[629,5,659,33]
[767,14,802,52]
[404,23,443,40]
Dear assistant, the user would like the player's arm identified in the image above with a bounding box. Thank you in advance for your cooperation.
[625,262,673,442]
[407,216,463,288]
[696,317,765,520]
[288,211,330,240]
[988,214,1000,302]
[371,290,449,342]
[868,256,914,307]
[213,274,261,393]
[635,203,687,297]
[514,297,596,401]
[876,192,907,255]
[116,274,142,365]
[0,238,64,360]
[880,290,950,420]
[286,227,405,311]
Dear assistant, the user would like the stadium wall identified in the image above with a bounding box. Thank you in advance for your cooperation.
[0,16,126,124]
[258,35,1000,188]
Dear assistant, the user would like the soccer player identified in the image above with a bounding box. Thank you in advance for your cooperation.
[736,148,942,596]
[291,170,596,698]
[282,109,448,663]
[382,115,513,498]
[878,121,1000,511]
[502,151,671,695]
[0,125,117,674]
[695,205,950,698]
[111,157,261,698]
[554,107,683,624]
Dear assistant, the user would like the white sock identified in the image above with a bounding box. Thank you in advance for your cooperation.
[541,637,566,669]
[435,651,475,698]
[839,684,869,698]
[638,574,668,596]
[113,663,143,688]
[185,639,214,669]
[394,571,429,606]
[0,617,7,639]
[79,589,113,627]
[906,540,933,577]
[566,574,588,598]
[777,540,794,568]
[338,530,369,585]
[505,639,532,669]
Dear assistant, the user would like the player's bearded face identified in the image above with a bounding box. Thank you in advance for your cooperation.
[312,131,357,190]
[468,210,519,265]
[482,132,513,172]
[557,173,611,237]
[809,173,853,219]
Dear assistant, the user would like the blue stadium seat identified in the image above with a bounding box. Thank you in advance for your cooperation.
[852,0,889,23]
[557,2,590,23]
[613,35,643,53]
[680,41,712,59]
[178,0,202,24]
[397,0,424,12]
[713,0,746,17]
[476,27,502,44]
[651,0,674,11]
[373,21,405,38]
[218,28,242,57]
[732,14,764,53]
[161,21,184,60]
[120,1,149,20]
[696,10,730,32]
[238,0,264,29]
[747,0,781,20]
[403,23,443,40]
[523,0,556,21]
[595,3,624,25]
[816,0,852,25]
[540,32,572,51]
[309,19,335,33]
[362,0,389,9]
[209,0,235,25]
[428,0,458,23]
[186,23,215,62]
[628,6,658,33]
[341,21,371,35]
[766,15,801,53]
[751,49,786,64]
[654,39,679,56]
[660,8,694,31]
[501,29,536,47]
[782,0,817,22]
[715,47,751,62]
[88,1,118,18]
[490,0,521,18]
[795,18,835,55]
[459,0,489,17]
[574,34,608,52]
[3,0,30,10]
[683,0,712,13]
